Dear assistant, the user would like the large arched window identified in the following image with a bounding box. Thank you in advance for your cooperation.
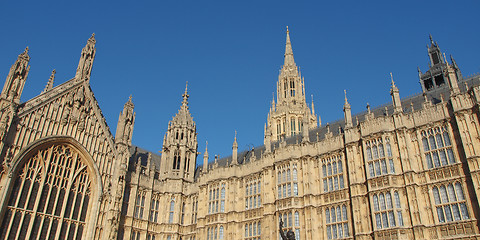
[0,143,93,239]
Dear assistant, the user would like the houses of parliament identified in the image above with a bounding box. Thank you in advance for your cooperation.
[0,28,479,240]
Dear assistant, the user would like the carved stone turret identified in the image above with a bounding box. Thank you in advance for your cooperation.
[115,95,135,146]
[343,90,353,129]
[266,27,318,141]
[232,131,238,165]
[390,73,402,114]
[1,47,30,104]
[75,34,96,82]
[160,83,198,182]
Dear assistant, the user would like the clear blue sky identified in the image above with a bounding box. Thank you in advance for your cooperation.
[1,1,479,165]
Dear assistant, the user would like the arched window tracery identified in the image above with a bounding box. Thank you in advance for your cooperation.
[0,143,93,240]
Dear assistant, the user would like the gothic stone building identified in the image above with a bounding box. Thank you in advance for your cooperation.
[0,30,480,240]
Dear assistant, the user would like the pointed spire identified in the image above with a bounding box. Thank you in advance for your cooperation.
[311,94,315,116]
[343,90,352,128]
[284,26,295,67]
[390,72,402,114]
[75,33,96,82]
[182,81,189,110]
[203,141,209,172]
[1,46,31,103]
[115,95,135,145]
[232,131,238,165]
[43,69,56,93]
[445,54,460,95]
[429,34,434,46]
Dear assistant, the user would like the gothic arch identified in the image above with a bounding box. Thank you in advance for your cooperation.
[0,136,102,240]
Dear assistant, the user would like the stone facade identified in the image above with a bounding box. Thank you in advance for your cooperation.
[0,30,480,240]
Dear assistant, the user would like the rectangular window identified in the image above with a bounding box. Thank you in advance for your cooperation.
[366,138,395,178]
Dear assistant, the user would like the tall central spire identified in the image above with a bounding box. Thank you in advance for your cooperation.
[284,26,296,67]
[265,28,318,142]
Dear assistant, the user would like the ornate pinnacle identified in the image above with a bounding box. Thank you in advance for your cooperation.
[43,69,56,93]
[181,81,189,109]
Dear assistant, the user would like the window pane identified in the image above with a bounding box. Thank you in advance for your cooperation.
[344,223,349,237]
[339,176,344,189]
[433,187,441,204]
[331,207,336,222]
[432,152,440,167]
[375,213,382,229]
[342,205,347,221]
[367,147,372,161]
[369,163,374,177]
[295,211,299,226]
[326,209,330,224]
[460,203,469,219]
[447,184,457,201]
[440,186,449,203]
[436,134,444,148]
[397,211,404,226]
[452,204,461,221]
[332,162,337,175]
[426,153,433,169]
[373,195,379,211]
[444,205,453,222]
[375,161,381,176]
[422,137,430,151]
[394,191,401,209]
[386,193,393,209]
[381,159,387,174]
[447,149,455,164]
[455,183,465,200]
[382,212,389,228]
[439,150,448,166]
[334,176,339,190]
[323,179,328,192]
[388,211,396,226]
[338,160,343,173]
[379,194,386,210]
[322,165,327,177]
[373,146,379,159]
[327,164,332,176]
[389,159,395,173]
[379,144,385,158]
[386,143,392,157]
[443,131,451,146]
[429,135,437,149]
[437,207,445,222]
[327,226,331,240]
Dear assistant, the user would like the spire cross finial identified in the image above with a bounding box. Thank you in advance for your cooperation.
[181,81,189,108]
[128,94,132,102]
[390,72,395,85]
[286,26,289,33]
[344,89,347,101]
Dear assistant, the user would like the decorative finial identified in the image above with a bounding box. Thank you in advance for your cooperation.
[443,53,448,65]
[286,26,289,33]
[367,103,371,113]
[344,89,347,102]
[43,69,56,93]
[390,72,395,86]
[128,94,132,102]
[429,34,433,44]
[181,81,189,108]
[24,46,29,54]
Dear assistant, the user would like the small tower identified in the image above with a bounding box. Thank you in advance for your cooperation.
[1,47,30,104]
[75,34,96,82]
[390,73,402,114]
[418,35,460,92]
[445,55,460,95]
[160,83,198,182]
[266,27,318,141]
[343,90,353,129]
[232,131,238,165]
[115,95,136,146]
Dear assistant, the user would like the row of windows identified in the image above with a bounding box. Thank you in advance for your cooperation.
[207,226,224,240]
[325,205,349,239]
[422,127,455,169]
[433,183,469,223]
[277,168,298,184]
[372,191,403,229]
[245,221,261,240]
